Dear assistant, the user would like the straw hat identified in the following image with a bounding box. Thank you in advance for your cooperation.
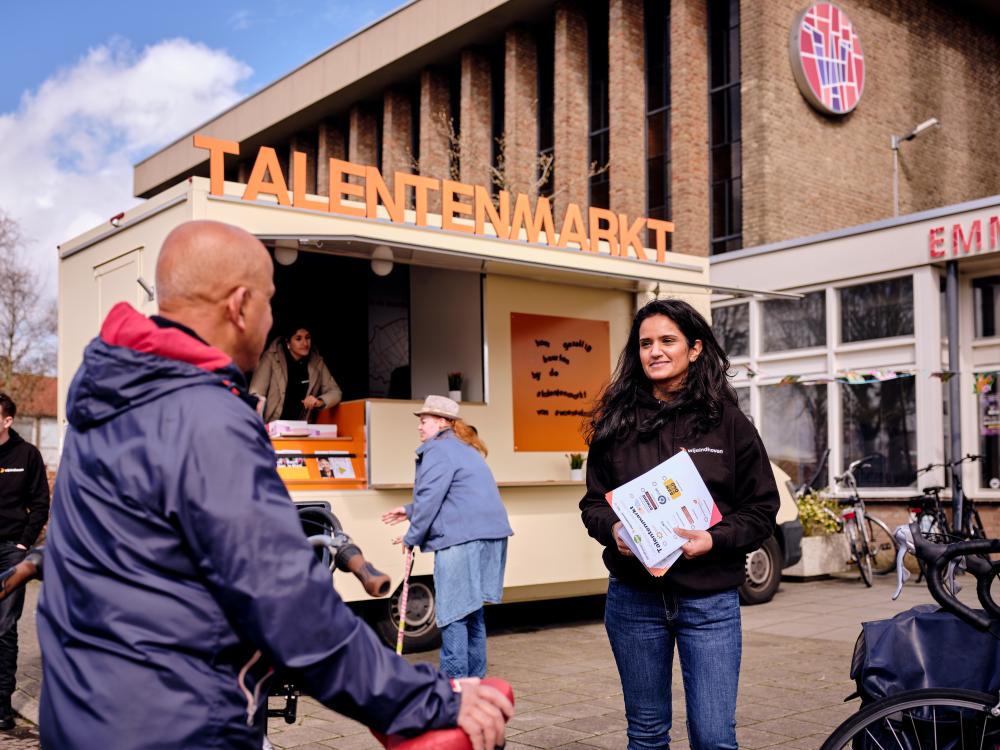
[414,395,460,420]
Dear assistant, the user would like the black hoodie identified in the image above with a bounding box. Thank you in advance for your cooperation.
[0,428,50,547]
[580,392,779,595]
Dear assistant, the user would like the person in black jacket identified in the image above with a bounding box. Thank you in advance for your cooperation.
[0,392,49,730]
[580,299,778,750]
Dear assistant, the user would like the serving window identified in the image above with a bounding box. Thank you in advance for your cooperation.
[259,246,485,405]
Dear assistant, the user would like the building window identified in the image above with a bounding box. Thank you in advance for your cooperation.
[840,277,914,343]
[588,0,610,209]
[761,291,826,353]
[448,62,462,180]
[712,302,749,358]
[973,276,1000,338]
[708,0,741,255]
[490,42,505,193]
[761,383,828,488]
[645,0,670,248]
[841,378,917,487]
[537,19,555,198]
[736,387,751,420]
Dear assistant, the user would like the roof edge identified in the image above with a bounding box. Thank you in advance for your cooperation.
[710,194,1000,264]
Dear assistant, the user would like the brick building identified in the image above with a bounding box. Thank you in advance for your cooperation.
[135,0,1000,259]
[126,0,1000,526]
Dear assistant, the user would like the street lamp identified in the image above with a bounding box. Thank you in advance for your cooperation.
[891,117,940,216]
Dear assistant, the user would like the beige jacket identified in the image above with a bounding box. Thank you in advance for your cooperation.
[249,338,342,423]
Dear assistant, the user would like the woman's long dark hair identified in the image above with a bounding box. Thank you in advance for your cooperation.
[586,298,737,445]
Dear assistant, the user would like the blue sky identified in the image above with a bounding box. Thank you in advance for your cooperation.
[0,0,403,289]
[2,1,403,114]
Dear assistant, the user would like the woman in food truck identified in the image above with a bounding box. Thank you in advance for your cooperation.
[250,322,342,423]
[580,298,779,750]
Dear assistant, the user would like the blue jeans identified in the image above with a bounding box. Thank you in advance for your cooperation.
[439,607,486,678]
[605,577,742,750]
[0,543,27,699]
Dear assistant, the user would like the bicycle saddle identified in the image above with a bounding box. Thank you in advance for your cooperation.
[922,486,944,495]
[372,677,515,750]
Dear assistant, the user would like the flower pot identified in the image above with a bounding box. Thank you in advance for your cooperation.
[782,534,849,578]
[447,389,462,402]
[569,468,584,482]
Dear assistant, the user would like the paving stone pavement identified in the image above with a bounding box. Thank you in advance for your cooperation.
[1,573,979,749]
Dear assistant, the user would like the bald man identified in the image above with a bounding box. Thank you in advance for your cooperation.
[37,221,511,750]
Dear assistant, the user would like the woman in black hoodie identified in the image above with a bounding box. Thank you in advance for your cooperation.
[580,299,779,750]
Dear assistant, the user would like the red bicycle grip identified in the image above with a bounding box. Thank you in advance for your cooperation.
[373,677,514,750]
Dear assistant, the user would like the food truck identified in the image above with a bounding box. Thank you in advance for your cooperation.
[57,138,783,648]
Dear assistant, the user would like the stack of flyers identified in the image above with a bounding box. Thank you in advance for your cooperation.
[604,450,722,576]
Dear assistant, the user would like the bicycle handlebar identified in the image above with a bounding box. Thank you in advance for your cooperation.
[372,677,515,750]
[915,454,983,476]
[307,534,391,598]
[910,524,1000,632]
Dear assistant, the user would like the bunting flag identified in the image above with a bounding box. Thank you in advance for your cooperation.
[730,367,1000,390]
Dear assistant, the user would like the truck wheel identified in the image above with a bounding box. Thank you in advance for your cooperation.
[739,536,782,605]
[373,576,441,653]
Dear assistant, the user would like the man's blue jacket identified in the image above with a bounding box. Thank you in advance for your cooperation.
[37,303,459,749]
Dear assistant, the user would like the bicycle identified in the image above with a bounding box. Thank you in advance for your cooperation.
[825,455,898,586]
[820,527,1000,750]
[911,453,987,542]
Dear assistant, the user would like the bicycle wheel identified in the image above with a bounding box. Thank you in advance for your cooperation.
[820,688,1000,750]
[845,517,872,587]
[865,515,897,576]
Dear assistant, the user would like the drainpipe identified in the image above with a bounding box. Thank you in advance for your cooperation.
[946,260,963,528]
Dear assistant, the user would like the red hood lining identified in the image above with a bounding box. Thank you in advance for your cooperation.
[100,303,233,372]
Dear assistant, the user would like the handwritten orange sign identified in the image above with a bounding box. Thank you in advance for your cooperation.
[510,312,611,452]
[193,134,676,262]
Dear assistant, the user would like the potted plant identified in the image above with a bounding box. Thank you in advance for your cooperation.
[782,490,850,578]
[567,453,585,482]
[447,371,463,402]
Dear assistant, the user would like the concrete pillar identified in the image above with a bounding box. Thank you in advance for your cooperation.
[554,1,590,223]
[289,134,317,195]
[608,0,646,222]
[382,88,414,193]
[670,0,710,256]
[460,48,493,190]
[504,25,538,197]
[419,67,451,212]
[348,104,378,183]
[317,120,347,195]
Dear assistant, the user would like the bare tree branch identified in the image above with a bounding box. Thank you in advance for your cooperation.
[0,210,57,410]
[404,107,609,209]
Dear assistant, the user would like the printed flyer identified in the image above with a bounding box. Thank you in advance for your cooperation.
[604,450,722,576]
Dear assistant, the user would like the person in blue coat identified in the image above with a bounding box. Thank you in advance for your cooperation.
[382,396,513,679]
[37,221,512,750]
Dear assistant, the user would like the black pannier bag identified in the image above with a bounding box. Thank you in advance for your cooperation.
[847,604,1000,750]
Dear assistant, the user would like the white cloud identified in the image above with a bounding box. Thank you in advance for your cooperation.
[0,38,252,294]
[229,9,253,31]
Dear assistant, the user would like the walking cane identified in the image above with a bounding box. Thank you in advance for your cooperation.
[395,545,414,655]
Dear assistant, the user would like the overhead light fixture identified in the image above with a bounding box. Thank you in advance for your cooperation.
[371,245,394,277]
[273,240,299,266]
